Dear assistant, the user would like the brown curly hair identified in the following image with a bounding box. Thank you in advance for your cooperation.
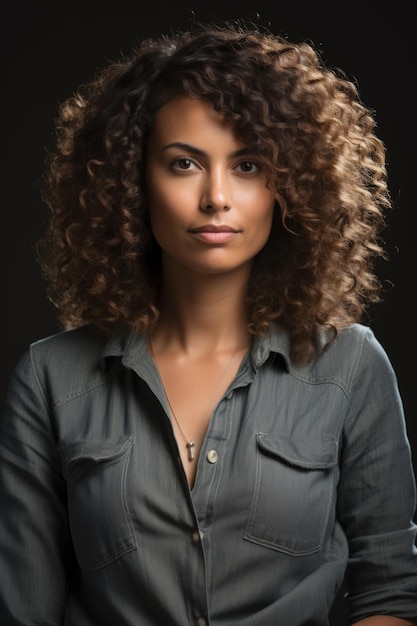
[37,20,391,365]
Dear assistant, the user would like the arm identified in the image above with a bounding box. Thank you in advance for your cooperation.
[0,350,71,623]
[337,328,417,623]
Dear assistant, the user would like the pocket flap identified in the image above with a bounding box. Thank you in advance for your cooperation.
[256,433,338,470]
[59,436,135,483]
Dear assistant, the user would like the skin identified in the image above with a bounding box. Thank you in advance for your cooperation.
[145,96,416,625]
[146,95,275,279]
[145,95,275,486]
[355,619,416,625]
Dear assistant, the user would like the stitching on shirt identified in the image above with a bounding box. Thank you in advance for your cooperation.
[52,374,112,408]
[285,325,367,399]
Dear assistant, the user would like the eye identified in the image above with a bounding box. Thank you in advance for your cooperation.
[170,157,198,171]
[236,160,259,174]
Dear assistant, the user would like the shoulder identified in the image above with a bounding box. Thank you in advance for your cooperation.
[288,323,397,392]
[326,323,399,396]
[329,323,394,371]
[30,325,108,368]
[25,326,116,404]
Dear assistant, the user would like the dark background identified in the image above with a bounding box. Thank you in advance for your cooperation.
[0,1,414,622]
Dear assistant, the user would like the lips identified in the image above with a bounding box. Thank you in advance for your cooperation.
[189,224,240,244]
[190,225,238,233]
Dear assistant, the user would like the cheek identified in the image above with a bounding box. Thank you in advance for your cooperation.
[148,178,195,224]
[148,189,176,234]
[256,213,274,248]
[249,194,275,241]
[148,186,195,250]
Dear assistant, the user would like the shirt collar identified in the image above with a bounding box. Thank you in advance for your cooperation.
[99,326,291,372]
[250,328,290,371]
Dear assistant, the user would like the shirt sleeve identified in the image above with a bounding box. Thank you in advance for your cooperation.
[337,328,417,622]
[0,349,72,624]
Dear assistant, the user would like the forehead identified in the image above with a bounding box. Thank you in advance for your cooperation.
[149,96,244,149]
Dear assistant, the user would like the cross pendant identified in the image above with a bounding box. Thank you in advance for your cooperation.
[186,441,196,461]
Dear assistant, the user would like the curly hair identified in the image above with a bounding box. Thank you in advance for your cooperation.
[37,20,391,365]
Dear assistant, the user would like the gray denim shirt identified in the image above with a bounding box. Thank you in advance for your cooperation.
[0,323,416,625]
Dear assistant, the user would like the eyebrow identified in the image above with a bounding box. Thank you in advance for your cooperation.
[162,142,253,159]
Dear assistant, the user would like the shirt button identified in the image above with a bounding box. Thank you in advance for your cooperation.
[192,531,200,544]
[206,449,218,464]
[196,619,207,626]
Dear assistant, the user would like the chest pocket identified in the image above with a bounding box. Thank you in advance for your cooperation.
[59,436,137,570]
[245,433,338,556]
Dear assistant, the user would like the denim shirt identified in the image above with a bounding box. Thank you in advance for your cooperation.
[0,323,416,625]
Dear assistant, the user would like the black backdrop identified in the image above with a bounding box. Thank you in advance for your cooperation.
[0,1,414,622]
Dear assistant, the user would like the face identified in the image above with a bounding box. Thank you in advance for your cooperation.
[145,96,275,278]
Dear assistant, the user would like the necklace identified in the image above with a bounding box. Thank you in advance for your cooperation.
[150,336,241,462]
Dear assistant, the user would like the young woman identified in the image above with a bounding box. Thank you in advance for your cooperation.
[0,20,416,625]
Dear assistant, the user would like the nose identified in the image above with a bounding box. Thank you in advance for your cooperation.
[199,169,232,212]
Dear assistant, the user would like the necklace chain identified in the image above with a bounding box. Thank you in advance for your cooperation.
[150,336,240,462]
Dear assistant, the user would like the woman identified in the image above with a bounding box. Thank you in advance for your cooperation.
[0,19,416,625]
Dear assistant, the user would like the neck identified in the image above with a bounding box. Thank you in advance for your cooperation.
[154,261,251,354]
